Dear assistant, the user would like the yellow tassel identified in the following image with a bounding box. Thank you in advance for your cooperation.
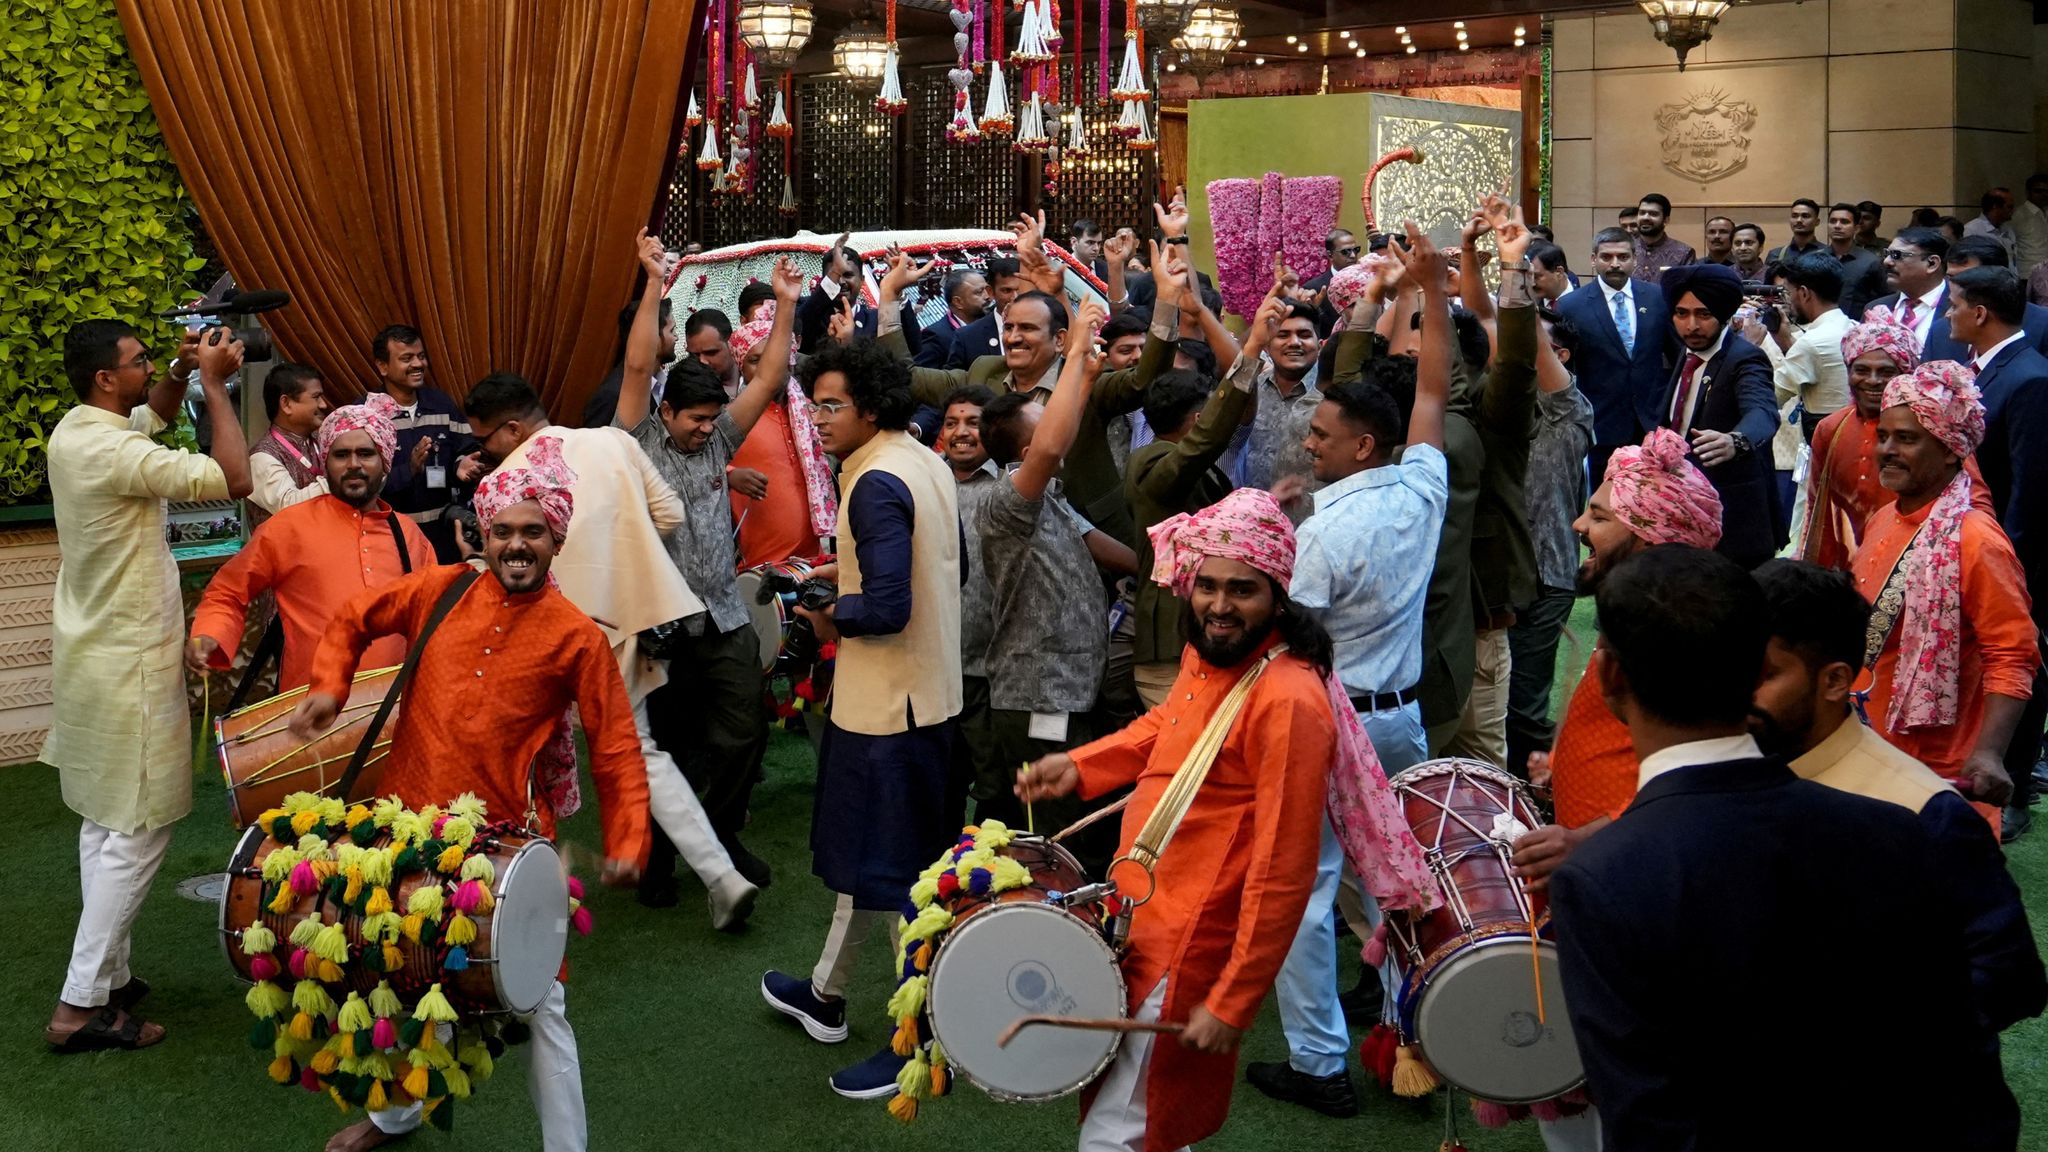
[268,1053,294,1083]
[1391,1045,1441,1098]
[896,1047,933,1100]
[383,942,403,972]
[289,1012,314,1041]
[366,1079,388,1112]
[365,886,393,917]
[444,911,477,947]
[316,959,345,983]
[329,1087,350,1113]
[887,1093,918,1122]
[442,1066,471,1098]
[930,1060,948,1096]
[291,810,321,836]
[401,914,425,942]
[891,1015,919,1057]
[473,886,494,913]
[413,982,459,1023]
[407,885,443,921]
[885,975,929,1020]
[436,844,466,874]
[439,816,475,849]
[310,1047,340,1075]
[258,807,288,830]
[311,859,338,883]
[343,865,364,906]
[913,941,932,973]
[268,884,295,914]
[403,1061,431,1100]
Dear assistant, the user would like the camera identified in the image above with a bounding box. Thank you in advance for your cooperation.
[769,575,839,670]
[163,288,290,364]
[1739,281,1786,302]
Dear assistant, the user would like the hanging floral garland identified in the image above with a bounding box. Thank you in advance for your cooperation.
[877,0,909,115]
[1111,0,1148,102]
[1011,0,1053,64]
[945,0,979,142]
[979,62,1014,137]
[1014,90,1052,152]
[1125,98,1155,151]
[765,83,793,140]
[236,792,592,1129]
[685,89,703,131]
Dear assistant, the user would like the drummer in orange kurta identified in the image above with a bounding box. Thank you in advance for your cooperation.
[1017,490,1342,1152]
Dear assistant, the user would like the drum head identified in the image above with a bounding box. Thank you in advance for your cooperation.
[1411,936,1582,1103]
[927,902,1126,1102]
[490,840,570,1015]
[736,570,783,673]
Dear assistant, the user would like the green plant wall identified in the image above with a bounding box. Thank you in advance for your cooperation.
[0,0,201,501]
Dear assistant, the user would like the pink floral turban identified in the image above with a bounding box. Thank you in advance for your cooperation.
[1841,304,1921,375]
[1148,487,1297,597]
[473,435,577,543]
[1882,360,1985,459]
[315,392,399,464]
[1602,428,1724,549]
[728,303,779,366]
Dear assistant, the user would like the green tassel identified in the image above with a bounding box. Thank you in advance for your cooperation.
[426,1096,455,1132]
[248,1015,279,1049]
[399,1018,426,1049]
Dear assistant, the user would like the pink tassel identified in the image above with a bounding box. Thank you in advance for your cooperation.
[372,1017,398,1050]
[432,814,450,836]
[450,880,482,913]
[289,860,317,895]
[1362,922,1389,968]
[1471,1097,1517,1128]
[288,948,311,980]
[1529,1098,1564,1122]
[570,905,593,936]
[250,953,279,981]
[566,876,585,900]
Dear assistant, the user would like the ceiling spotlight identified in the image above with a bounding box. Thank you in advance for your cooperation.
[1297,43,1307,51]
[1254,56,1265,64]
[1236,37,1246,45]
[1394,24,1406,33]
[1400,34,1411,44]
[1454,19,1465,28]
[1165,61,1177,70]
[1458,41,1469,50]
[1285,34,1296,43]
[1514,36,1525,46]
[1354,47,1365,56]
[1405,44,1416,53]
[1514,24,1527,35]
[1456,28,1467,39]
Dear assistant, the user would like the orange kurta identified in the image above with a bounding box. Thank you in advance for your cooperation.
[308,565,651,867]
[1549,655,1638,829]
[729,400,822,569]
[1068,636,1331,1152]
[191,495,434,690]
[1801,407,1993,570]
[1850,501,2038,817]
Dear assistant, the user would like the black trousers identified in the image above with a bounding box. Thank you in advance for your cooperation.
[1504,584,1578,781]
[646,622,769,865]
[2003,665,2047,810]
[977,706,1125,878]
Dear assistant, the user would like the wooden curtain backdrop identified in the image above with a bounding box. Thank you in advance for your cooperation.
[114,0,697,419]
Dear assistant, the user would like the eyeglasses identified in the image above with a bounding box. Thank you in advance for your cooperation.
[1336,246,1363,258]
[1883,249,1931,262]
[120,352,153,371]
[811,399,850,416]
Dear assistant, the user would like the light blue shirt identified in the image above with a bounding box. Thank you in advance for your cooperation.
[1289,442,1449,696]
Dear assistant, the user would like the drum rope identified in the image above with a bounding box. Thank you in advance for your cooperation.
[234,699,385,745]
[243,745,391,788]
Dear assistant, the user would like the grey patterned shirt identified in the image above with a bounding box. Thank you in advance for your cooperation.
[955,460,1001,678]
[1231,362,1322,496]
[1526,383,1596,593]
[628,410,749,635]
[980,476,1109,714]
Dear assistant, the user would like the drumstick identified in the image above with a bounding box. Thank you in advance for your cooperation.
[1022,761,1034,834]
[996,1015,1185,1048]
[1528,910,1547,1026]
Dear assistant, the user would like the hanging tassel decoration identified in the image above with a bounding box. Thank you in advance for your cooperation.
[876,44,908,115]
[1065,103,1090,156]
[1113,93,1146,140]
[778,173,799,217]
[1012,0,1053,63]
[1014,91,1051,151]
[765,88,792,139]
[686,90,703,129]
[1112,32,1149,101]
[1392,1044,1442,1097]
[980,63,1014,136]
[1126,99,1156,150]
[1044,0,1064,53]
[742,62,761,113]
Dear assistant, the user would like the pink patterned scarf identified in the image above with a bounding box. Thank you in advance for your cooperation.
[1149,489,1439,912]
[1880,362,1986,733]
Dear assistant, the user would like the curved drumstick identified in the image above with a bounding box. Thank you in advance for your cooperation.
[997,1015,1184,1048]
[1049,794,1132,844]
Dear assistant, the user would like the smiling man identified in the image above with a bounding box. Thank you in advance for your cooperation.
[371,323,477,562]
[1229,301,1324,508]
[245,362,332,523]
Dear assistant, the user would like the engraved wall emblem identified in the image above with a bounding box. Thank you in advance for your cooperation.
[1654,89,1758,184]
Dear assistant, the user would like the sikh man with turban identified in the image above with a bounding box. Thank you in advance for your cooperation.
[189,393,436,692]
[1655,263,1780,568]
[1514,428,1724,879]
[1850,361,2039,835]
[1016,487,1435,1152]
[291,437,650,1152]
[1799,306,1994,570]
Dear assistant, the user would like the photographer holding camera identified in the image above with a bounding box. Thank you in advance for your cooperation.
[1741,252,1853,440]
[43,320,252,1052]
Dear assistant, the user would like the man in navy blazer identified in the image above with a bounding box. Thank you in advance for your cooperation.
[1654,264,1779,568]
[1556,227,1674,480]
[1920,235,2048,362]
[943,257,1027,370]
[1865,225,1954,357]
[913,267,992,368]
[1948,265,2048,835]
[1550,545,2018,1151]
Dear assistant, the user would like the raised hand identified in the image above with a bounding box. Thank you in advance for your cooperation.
[1104,229,1137,269]
[634,226,666,280]
[1482,194,1531,264]
[1154,186,1189,238]
[880,249,935,298]
[1392,221,1449,295]
[826,296,856,344]
[1014,209,1051,267]
[772,255,806,304]
[1067,297,1108,356]
[1460,209,1491,250]
[1243,292,1287,354]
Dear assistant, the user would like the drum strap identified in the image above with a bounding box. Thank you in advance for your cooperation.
[227,512,415,713]
[335,566,482,801]
[1125,645,1289,882]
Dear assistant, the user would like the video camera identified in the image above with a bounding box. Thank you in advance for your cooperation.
[159,288,291,363]
[762,571,839,670]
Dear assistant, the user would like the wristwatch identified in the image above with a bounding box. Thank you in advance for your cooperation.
[1729,431,1754,457]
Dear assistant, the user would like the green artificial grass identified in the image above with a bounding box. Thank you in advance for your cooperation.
[2,601,2045,1149]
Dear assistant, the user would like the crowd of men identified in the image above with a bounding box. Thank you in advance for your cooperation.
[33,175,2048,1152]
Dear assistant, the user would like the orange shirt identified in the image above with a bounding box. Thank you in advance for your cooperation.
[308,565,650,867]
[1802,407,1993,571]
[1850,501,2039,787]
[191,495,434,690]
[1549,655,1638,829]
[1070,636,1330,1152]
[729,399,822,569]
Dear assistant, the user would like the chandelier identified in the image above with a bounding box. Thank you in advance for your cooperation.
[1173,3,1240,75]
[1134,0,1201,34]
[1637,0,1730,70]
[737,0,816,74]
[832,20,890,83]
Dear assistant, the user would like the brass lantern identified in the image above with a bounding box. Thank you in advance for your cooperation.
[831,20,890,84]
[1134,0,1201,35]
[737,0,816,75]
[1637,0,1731,70]
[1173,3,1240,76]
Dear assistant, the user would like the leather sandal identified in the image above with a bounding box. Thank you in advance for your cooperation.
[44,1005,163,1053]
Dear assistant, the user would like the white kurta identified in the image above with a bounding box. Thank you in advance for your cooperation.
[43,403,229,833]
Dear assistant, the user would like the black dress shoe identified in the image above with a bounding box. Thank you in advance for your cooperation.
[1246,1060,1360,1118]
[637,873,680,909]
[1339,969,1384,1026]
[729,844,774,889]
[2002,804,2033,844]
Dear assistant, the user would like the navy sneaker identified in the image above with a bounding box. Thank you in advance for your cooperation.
[829,1045,907,1100]
[760,970,848,1043]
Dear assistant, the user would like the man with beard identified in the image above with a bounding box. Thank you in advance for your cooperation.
[914,268,991,368]
[1765,198,1826,265]
[1657,263,1779,568]
[1749,559,2045,1034]
[1850,362,2036,836]
[1016,487,1434,1152]
[1555,228,1673,481]
[1512,429,1723,878]
[189,394,434,692]
[246,362,332,523]
[1730,223,1769,282]
[290,443,651,1152]
[1701,215,1737,267]
[371,324,480,562]
[1629,193,1695,283]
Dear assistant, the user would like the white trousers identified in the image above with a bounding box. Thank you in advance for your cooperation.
[810,892,901,1000]
[1539,1107,1603,1152]
[1077,980,1191,1152]
[632,681,736,888]
[371,982,584,1151]
[62,819,173,1007]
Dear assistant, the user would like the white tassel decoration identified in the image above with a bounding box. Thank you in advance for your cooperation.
[1113,35,1149,102]
[980,63,1013,135]
[876,44,908,114]
[685,89,702,128]
[1065,106,1090,155]
[1015,91,1051,151]
[1012,0,1053,63]
[695,119,722,170]
[742,63,760,112]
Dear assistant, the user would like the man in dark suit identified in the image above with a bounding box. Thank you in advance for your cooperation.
[913,267,991,368]
[1923,235,2048,363]
[795,242,923,357]
[1300,227,1363,337]
[1550,544,2019,1151]
[1556,227,1675,480]
[944,256,1027,370]
[1949,265,2048,838]
[1655,264,1779,568]
[1864,225,1950,356]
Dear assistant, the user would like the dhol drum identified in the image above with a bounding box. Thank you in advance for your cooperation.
[215,666,401,828]
[924,835,1127,1102]
[1385,758,1583,1104]
[219,822,568,1016]
[736,558,815,674]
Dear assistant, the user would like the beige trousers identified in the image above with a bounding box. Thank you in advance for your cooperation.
[1442,628,1511,768]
